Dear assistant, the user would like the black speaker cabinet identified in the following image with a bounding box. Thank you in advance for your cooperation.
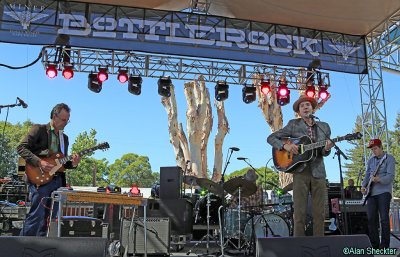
[0,236,107,257]
[160,166,182,199]
[139,198,193,235]
[120,217,170,255]
[256,235,372,257]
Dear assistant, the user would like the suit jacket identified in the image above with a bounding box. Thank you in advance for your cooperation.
[267,118,331,178]
[17,123,74,186]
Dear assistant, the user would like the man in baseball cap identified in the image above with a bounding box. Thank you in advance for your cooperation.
[362,138,396,249]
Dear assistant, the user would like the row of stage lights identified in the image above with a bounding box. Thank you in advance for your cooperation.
[45,65,329,105]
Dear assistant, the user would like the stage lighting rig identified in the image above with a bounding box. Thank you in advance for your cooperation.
[215,80,229,101]
[305,84,316,98]
[46,64,58,79]
[62,65,74,80]
[277,80,290,106]
[128,76,143,95]
[242,85,256,104]
[319,84,329,100]
[261,80,271,95]
[117,69,128,83]
[158,77,172,97]
[97,68,108,82]
[88,73,102,93]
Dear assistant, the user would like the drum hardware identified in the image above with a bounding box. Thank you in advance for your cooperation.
[186,192,220,256]
[182,175,198,198]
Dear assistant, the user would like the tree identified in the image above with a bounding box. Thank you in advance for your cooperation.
[0,121,33,178]
[389,112,400,197]
[108,153,159,187]
[69,129,108,186]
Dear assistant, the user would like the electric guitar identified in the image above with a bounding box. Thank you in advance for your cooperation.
[272,132,362,173]
[25,142,110,186]
[361,154,387,206]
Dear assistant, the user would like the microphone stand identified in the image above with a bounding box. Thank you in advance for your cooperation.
[312,116,349,235]
[240,158,264,180]
[218,148,235,257]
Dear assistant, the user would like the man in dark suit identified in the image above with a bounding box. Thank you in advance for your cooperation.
[17,103,81,236]
[267,95,333,236]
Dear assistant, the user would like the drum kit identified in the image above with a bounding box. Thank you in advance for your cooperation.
[183,174,294,254]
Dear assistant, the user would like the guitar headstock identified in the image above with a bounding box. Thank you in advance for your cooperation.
[345,132,363,141]
[97,142,110,151]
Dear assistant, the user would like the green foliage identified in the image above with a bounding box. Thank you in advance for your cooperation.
[226,166,279,190]
[69,129,108,186]
[390,112,400,197]
[0,121,33,177]
[108,153,159,187]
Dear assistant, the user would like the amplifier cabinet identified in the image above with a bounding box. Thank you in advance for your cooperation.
[121,217,170,255]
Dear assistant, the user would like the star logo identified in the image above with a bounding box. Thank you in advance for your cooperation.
[329,42,360,61]
[4,7,48,30]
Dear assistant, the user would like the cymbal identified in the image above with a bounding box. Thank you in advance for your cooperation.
[224,177,257,197]
[183,175,198,186]
[197,178,223,196]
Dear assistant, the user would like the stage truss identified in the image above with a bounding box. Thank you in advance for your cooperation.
[41,46,331,88]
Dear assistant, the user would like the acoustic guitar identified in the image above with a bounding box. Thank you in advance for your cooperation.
[25,142,109,186]
[272,132,362,173]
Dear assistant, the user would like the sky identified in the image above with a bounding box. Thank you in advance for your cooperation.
[0,42,399,186]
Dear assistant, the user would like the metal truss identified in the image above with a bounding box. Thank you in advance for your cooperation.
[41,46,331,89]
[358,9,400,162]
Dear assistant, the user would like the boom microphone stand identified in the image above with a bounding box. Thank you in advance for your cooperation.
[311,114,350,235]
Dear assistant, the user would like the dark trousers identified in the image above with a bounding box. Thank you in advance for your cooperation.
[366,192,391,248]
[20,176,62,236]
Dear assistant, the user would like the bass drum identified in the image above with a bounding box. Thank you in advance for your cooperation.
[195,194,222,225]
[244,214,289,242]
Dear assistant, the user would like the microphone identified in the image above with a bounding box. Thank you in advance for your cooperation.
[307,113,318,119]
[17,97,28,108]
[237,157,247,160]
[230,147,240,151]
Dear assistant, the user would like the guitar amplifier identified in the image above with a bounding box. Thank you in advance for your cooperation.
[120,217,170,255]
[48,216,104,237]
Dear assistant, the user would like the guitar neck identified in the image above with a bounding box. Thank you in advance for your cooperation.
[59,146,101,164]
[304,136,345,151]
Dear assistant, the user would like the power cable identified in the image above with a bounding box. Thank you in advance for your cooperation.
[0,48,43,70]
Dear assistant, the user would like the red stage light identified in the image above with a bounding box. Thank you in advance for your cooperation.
[97,69,108,82]
[319,85,329,100]
[278,82,289,97]
[62,68,74,80]
[305,85,315,98]
[130,185,140,195]
[277,81,290,106]
[46,65,57,79]
[261,81,271,95]
[118,71,128,83]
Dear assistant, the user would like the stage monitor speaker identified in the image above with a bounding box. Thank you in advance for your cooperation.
[160,166,182,199]
[256,235,372,257]
[139,198,193,235]
[0,236,107,257]
[120,217,170,255]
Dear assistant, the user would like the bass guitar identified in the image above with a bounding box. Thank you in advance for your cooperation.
[25,142,110,186]
[361,154,387,206]
[272,132,362,173]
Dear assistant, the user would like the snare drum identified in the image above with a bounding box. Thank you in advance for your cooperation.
[244,214,289,242]
[224,209,249,238]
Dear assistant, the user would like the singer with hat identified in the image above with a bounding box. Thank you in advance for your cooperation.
[361,139,395,249]
[267,95,333,236]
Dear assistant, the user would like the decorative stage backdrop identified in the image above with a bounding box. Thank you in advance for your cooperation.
[0,0,366,74]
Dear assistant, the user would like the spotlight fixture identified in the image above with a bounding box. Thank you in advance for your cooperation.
[97,68,108,82]
[305,84,316,98]
[242,85,256,104]
[88,73,102,93]
[46,64,57,79]
[277,80,290,106]
[261,80,271,95]
[62,65,74,80]
[117,69,128,83]
[319,84,329,100]
[158,77,172,97]
[128,76,143,95]
[215,80,229,101]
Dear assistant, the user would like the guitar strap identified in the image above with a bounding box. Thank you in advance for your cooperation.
[59,130,65,155]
